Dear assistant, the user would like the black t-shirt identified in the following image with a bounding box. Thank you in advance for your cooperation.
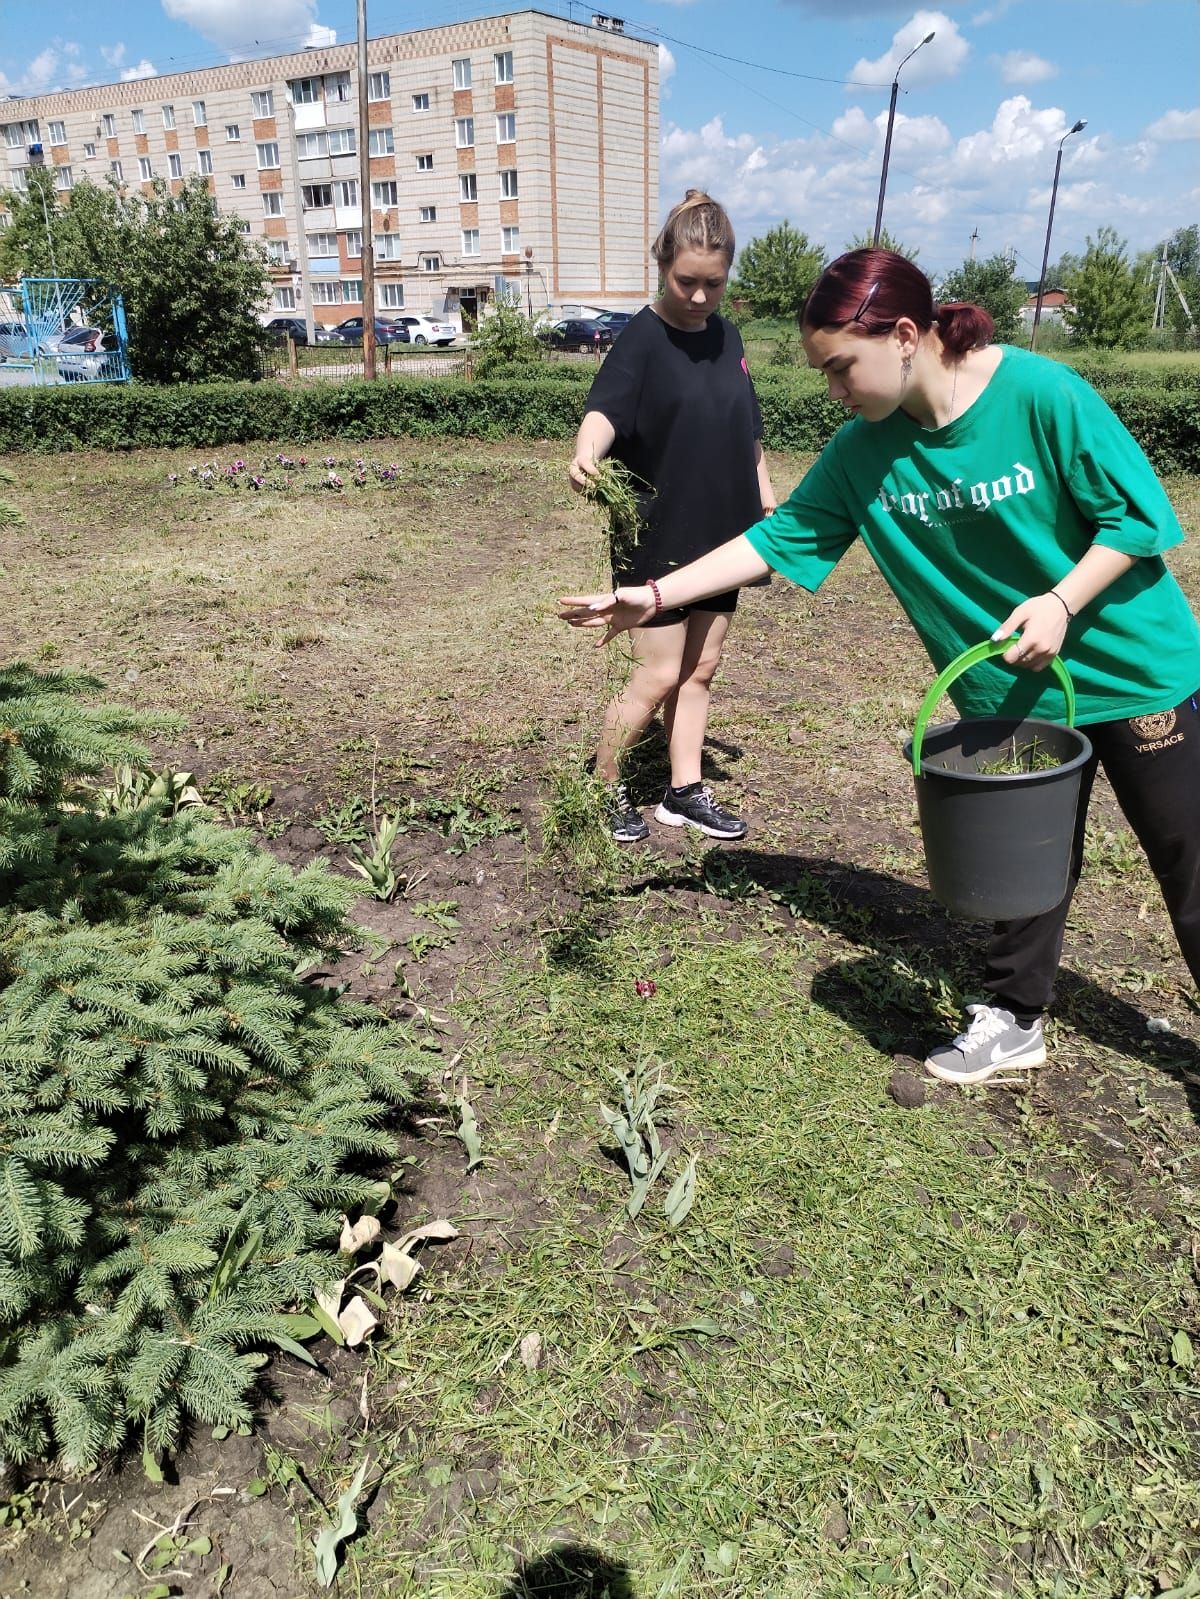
[583,307,764,583]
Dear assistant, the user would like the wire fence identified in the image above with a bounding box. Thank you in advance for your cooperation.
[258,341,603,382]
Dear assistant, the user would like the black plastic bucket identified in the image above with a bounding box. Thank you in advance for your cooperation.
[902,639,1093,921]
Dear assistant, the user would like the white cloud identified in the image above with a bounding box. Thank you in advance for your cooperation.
[658,43,676,86]
[993,50,1057,85]
[161,0,337,58]
[1145,108,1200,142]
[848,12,969,93]
[120,59,160,81]
[101,44,127,67]
[0,43,89,97]
[304,23,337,47]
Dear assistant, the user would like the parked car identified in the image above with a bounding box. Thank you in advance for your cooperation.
[537,318,615,353]
[595,310,634,335]
[263,316,336,346]
[0,321,32,360]
[55,327,122,382]
[386,313,457,347]
[329,316,410,346]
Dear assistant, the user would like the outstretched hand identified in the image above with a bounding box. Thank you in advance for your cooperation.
[558,586,657,646]
[991,592,1070,672]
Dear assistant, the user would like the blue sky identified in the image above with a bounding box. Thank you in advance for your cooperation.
[3,0,1196,281]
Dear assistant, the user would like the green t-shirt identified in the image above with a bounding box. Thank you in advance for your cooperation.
[745,345,1200,725]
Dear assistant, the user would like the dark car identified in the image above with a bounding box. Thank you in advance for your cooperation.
[330,316,410,346]
[263,316,336,346]
[538,317,615,353]
[595,310,634,336]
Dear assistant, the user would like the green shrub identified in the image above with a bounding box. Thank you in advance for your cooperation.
[0,663,426,1470]
[0,365,1196,471]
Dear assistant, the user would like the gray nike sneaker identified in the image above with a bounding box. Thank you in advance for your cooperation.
[924,1003,1046,1085]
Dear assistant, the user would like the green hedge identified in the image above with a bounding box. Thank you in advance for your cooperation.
[0,367,1196,473]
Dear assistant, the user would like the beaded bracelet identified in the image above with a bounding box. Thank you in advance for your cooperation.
[647,577,664,614]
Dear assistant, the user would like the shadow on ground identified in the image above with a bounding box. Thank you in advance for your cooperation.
[499,1543,637,1599]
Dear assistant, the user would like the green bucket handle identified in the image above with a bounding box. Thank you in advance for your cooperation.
[910,636,1076,776]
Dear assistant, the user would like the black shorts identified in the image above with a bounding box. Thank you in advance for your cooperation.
[639,588,740,628]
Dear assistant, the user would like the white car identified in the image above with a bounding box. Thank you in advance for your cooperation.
[389,313,456,347]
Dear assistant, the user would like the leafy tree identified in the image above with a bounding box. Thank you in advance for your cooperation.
[472,289,545,376]
[1062,227,1150,348]
[0,173,268,382]
[845,228,919,260]
[936,253,1027,343]
[731,222,826,321]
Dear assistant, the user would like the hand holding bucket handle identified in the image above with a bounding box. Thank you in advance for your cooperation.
[910,637,1077,777]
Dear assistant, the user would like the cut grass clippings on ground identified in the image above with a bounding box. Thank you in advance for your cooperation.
[347,922,1200,1599]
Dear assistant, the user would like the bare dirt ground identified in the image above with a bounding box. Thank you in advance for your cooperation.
[1,439,1198,1598]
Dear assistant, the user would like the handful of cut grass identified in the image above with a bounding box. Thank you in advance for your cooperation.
[583,458,646,571]
[977,735,1062,775]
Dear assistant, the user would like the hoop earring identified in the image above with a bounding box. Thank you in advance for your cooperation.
[900,355,913,386]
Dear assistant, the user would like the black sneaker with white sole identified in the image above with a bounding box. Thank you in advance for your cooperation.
[654,782,747,840]
[606,782,649,843]
[924,1003,1046,1085]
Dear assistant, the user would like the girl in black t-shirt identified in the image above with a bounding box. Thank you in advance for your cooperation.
[569,189,777,843]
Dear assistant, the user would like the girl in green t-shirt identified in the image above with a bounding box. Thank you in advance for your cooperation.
[560,248,1200,1086]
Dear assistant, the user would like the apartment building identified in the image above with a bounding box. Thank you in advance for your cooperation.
[0,10,659,329]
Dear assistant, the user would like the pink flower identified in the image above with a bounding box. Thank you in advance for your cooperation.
[634,978,657,998]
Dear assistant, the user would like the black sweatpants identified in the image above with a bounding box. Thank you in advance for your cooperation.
[983,688,1200,1022]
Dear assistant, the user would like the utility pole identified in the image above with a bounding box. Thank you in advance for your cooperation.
[286,104,316,345]
[1153,241,1168,330]
[356,0,377,379]
[968,226,979,262]
[1030,117,1086,352]
[871,30,935,248]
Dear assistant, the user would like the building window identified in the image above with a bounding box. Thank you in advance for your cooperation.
[296,132,328,159]
[5,125,24,148]
[139,157,153,181]
[501,226,520,254]
[291,78,319,106]
[334,179,359,207]
[10,168,28,191]
[56,167,73,191]
[453,58,472,89]
[420,255,441,272]
[193,100,207,125]
[131,109,145,134]
[461,228,479,257]
[302,183,334,209]
[266,238,290,263]
[263,191,284,216]
[49,120,66,144]
[102,113,116,138]
[455,117,474,148]
[232,172,246,189]
[225,124,241,142]
[495,51,514,84]
[84,141,96,159]
[252,90,275,119]
[111,160,124,180]
[328,127,355,156]
[371,180,398,208]
[374,233,402,260]
[368,128,394,156]
[411,93,430,113]
[416,152,433,172]
[419,205,436,223]
[500,168,518,199]
[344,229,362,257]
[273,285,297,309]
[306,231,338,255]
[459,172,477,202]
[257,142,281,170]
[326,72,352,103]
[168,153,183,178]
[496,113,516,143]
[197,150,212,175]
[161,105,176,130]
[379,282,405,308]
[311,281,342,305]
[235,218,251,235]
[368,71,390,101]
[341,278,362,303]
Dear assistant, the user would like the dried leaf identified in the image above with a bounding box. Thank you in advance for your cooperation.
[337,1295,379,1347]
[379,1240,422,1292]
[1171,1329,1194,1369]
[519,1332,543,1371]
[339,1214,382,1254]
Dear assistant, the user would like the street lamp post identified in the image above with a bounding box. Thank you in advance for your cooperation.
[871,31,935,248]
[1029,118,1087,352]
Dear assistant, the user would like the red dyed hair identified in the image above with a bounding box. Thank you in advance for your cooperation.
[802,248,994,357]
